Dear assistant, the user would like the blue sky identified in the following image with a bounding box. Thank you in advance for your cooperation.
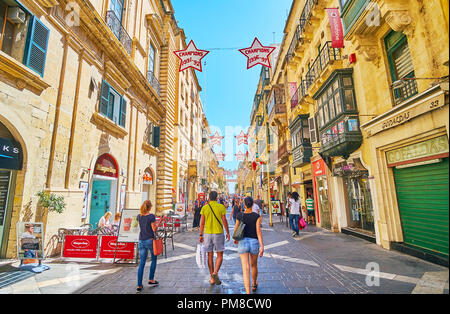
[171,0,293,192]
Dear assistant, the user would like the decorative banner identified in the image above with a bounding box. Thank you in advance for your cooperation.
[235,130,248,145]
[235,151,246,161]
[63,235,98,258]
[239,37,276,69]
[288,82,298,109]
[215,151,225,161]
[99,236,135,259]
[326,8,344,48]
[210,131,224,147]
[174,40,210,72]
[79,181,89,219]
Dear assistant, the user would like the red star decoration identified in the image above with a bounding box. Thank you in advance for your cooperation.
[235,130,248,145]
[239,37,276,69]
[235,151,247,161]
[174,40,210,72]
[210,131,224,147]
[215,151,225,161]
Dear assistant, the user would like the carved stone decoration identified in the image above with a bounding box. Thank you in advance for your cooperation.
[359,45,381,66]
[385,10,413,33]
[16,79,27,90]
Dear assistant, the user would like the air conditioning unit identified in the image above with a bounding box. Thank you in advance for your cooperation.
[7,7,26,24]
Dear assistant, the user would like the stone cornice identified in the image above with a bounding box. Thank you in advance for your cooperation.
[71,0,165,119]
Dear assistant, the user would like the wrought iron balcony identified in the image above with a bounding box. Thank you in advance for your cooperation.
[391,74,419,106]
[147,70,161,96]
[105,10,132,56]
[305,41,342,90]
[286,0,318,63]
[290,80,308,109]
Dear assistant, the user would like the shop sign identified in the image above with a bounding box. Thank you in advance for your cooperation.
[363,91,446,137]
[93,154,118,178]
[63,235,98,258]
[312,159,327,177]
[386,135,449,166]
[99,236,134,259]
[0,138,23,170]
[143,172,153,184]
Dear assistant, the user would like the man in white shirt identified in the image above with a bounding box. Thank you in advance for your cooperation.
[252,203,261,215]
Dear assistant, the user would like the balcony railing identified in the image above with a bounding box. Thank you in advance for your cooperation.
[286,0,318,63]
[305,41,342,90]
[291,143,313,167]
[291,80,309,108]
[391,73,419,105]
[105,10,132,56]
[147,70,161,96]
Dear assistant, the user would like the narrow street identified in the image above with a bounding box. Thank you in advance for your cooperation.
[1,207,448,295]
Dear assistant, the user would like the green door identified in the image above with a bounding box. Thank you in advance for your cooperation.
[393,158,449,256]
[89,180,111,227]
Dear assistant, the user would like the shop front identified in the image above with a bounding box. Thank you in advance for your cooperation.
[332,158,375,234]
[361,83,449,263]
[90,154,119,227]
[312,158,332,230]
[142,167,154,204]
[0,123,23,257]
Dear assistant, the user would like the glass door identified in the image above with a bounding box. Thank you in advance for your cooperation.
[0,170,11,254]
[316,176,331,229]
[344,176,374,233]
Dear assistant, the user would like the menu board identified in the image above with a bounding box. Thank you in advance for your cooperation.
[0,171,11,226]
[117,208,140,243]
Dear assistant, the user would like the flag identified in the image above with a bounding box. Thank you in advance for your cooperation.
[326,8,344,49]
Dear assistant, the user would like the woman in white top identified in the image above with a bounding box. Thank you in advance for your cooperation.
[288,192,302,237]
[98,212,112,228]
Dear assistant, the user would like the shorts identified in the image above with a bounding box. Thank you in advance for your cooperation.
[238,237,260,255]
[203,233,225,252]
[307,210,315,216]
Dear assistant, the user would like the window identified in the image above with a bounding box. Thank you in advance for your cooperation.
[109,0,124,23]
[315,71,357,130]
[308,116,318,143]
[99,80,126,127]
[148,42,155,73]
[290,116,310,149]
[146,123,160,148]
[385,30,418,104]
[0,1,49,77]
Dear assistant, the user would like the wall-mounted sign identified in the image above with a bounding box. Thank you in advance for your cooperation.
[143,170,153,184]
[386,135,449,167]
[79,181,89,219]
[0,138,23,170]
[93,154,118,178]
[312,159,327,177]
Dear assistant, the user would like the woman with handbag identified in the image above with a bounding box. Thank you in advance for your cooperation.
[233,196,264,294]
[136,200,159,292]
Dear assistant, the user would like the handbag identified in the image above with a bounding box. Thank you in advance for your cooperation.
[153,237,163,256]
[232,213,246,241]
[299,216,307,229]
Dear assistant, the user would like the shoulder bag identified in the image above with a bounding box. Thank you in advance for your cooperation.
[232,212,246,241]
[208,204,223,230]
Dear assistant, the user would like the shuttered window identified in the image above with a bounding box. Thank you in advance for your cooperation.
[308,115,318,143]
[24,15,49,77]
[99,80,127,128]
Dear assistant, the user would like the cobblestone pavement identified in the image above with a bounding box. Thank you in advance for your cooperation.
[0,209,448,294]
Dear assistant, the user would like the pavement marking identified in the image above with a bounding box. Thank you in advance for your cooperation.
[334,264,449,291]
[158,253,197,265]
[267,253,320,267]
[174,243,197,251]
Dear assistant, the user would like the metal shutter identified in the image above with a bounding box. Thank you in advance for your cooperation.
[393,158,449,256]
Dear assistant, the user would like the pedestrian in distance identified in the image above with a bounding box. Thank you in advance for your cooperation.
[136,200,159,292]
[288,192,302,238]
[192,200,201,230]
[199,191,230,285]
[230,197,242,224]
[233,196,264,294]
[305,190,316,225]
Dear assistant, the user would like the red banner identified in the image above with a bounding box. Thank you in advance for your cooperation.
[326,8,344,48]
[63,235,98,258]
[99,236,135,259]
[288,82,298,108]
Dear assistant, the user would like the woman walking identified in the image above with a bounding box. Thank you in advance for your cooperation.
[288,192,302,237]
[136,200,159,292]
[233,196,264,294]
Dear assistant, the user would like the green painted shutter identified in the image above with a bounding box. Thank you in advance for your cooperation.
[119,98,126,127]
[153,126,160,148]
[24,16,49,77]
[393,158,449,256]
[99,80,110,116]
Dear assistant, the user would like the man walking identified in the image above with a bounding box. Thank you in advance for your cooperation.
[199,191,230,285]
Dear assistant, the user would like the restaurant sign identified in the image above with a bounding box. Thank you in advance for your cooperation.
[386,135,449,166]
